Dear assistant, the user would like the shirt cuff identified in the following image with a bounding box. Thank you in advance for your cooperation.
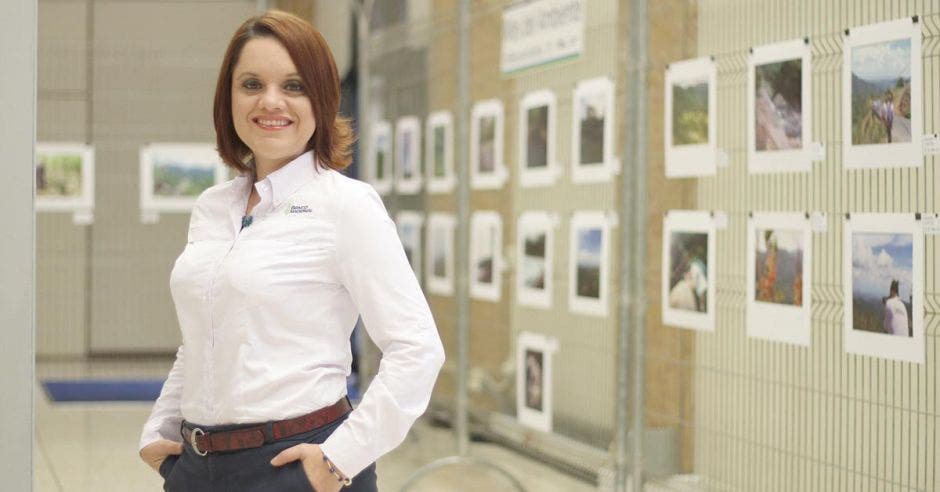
[319,423,371,479]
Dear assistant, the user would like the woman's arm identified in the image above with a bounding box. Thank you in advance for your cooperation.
[138,344,186,451]
[319,182,446,478]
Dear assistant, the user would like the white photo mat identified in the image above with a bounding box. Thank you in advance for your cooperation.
[394,116,422,194]
[842,17,923,169]
[369,120,393,194]
[426,111,456,194]
[664,57,718,178]
[571,77,619,183]
[470,211,503,301]
[426,213,456,296]
[516,331,559,433]
[661,210,717,331]
[746,212,812,346]
[518,89,560,188]
[842,213,924,364]
[396,211,424,282]
[35,142,96,223]
[139,143,227,216]
[568,211,615,317]
[470,99,508,190]
[516,211,558,309]
[747,39,813,174]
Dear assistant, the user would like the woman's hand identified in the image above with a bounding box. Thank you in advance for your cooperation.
[139,439,184,472]
[270,443,345,492]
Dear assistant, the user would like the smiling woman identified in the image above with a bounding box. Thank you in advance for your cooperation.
[213,11,354,179]
[137,10,443,492]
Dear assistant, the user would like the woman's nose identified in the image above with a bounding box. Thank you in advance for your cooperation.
[259,87,285,111]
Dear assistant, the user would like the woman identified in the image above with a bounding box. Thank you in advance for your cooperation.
[138,11,445,491]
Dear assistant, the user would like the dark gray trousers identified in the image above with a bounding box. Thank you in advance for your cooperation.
[159,413,378,491]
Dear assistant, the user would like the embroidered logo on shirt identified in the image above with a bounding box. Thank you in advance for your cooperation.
[288,204,313,214]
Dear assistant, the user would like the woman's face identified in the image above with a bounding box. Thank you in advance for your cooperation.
[231,37,316,166]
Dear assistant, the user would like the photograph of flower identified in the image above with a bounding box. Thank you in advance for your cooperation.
[471,100,507,189]
[842,17,922,169]
[661,211,716,331]
[516,331,559,433]
[843,213,924,363]
[426,213,455,296]
[746,213,812,345]
[140,143,226,215]
[470,211,502,301]
[517,211,555,308]
[665,58,717,177]
[572,78,617,183]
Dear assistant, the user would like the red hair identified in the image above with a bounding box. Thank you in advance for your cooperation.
[213,10,354,173]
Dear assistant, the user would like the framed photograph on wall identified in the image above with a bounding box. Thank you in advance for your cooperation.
[661,210,716,331]
[843,213,924,363]
[746,212,812,345]
[396,211,424,283]
[516,211,557,309]
[394,116,422,194]
[470,211,503,301]
[470,99,508,190]
[664,57,717,178]
[516,331,559,433]
[35,142,95,222]
[426,111,455,194]
[369,120,392,194]
[518,89,559,187]
[426,213,456,296]
[842,17,922,169]
[139,143,226,217]
[747,39,813,174]
[571,77,618,183]
[568,211,614,317]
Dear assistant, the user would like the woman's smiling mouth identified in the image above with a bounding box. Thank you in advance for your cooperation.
[253,116,293,130]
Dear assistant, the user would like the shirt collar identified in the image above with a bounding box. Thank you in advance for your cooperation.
[263,151,320,209]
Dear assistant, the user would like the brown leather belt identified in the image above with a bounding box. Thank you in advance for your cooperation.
[181,397,351,456]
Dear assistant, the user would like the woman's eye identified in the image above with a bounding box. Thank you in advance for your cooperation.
[285,81,305,92]
[242,79,261,90]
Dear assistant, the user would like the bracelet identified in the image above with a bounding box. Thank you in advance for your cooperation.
[322,453,353,487]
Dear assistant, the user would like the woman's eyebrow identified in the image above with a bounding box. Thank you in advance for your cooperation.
[235,71,301,80]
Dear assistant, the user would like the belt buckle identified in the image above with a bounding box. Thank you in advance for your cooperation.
[189,427,208,456]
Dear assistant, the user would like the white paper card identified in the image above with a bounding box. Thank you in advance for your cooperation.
[712,211,728,229]
[922,213,940,234]
[923,134,940,155]
[811,212,828,232]
[718,149,730,168]
[811,142,826,161]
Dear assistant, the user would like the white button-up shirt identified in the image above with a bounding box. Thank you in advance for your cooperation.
[138,151,445,477]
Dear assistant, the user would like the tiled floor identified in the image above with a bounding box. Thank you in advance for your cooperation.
[34,358,597,491]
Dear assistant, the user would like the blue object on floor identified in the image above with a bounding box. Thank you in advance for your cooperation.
[43,378,363,403]
[42,379,166,402]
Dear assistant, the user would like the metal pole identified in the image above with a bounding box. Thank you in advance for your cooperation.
[619,0,649,492]
[353,0,376,388]
[617,0,649,491]
[454,0,471,458]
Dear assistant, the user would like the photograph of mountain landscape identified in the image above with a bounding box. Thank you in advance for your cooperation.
[851,38,912,145]
[431,225,447,279]
[522,229,547,291]
[851,232,913,337]
[754,228,803,305]
[152,157,215,198]
[575,227,602,299]
[478,114,496,174]
[672,80,709,146]
[755,59,802,151]
[432,124,446,178]
[526,105,549,169]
